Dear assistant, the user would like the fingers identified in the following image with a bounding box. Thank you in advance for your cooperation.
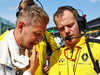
[43,64,49,74]
[31,45,39,58]
[26,45,40,75]
[36,51,39,59]
[25,49,29,57]
[36,51,39,65]
[31,45,36,57]
[30,45,39,61]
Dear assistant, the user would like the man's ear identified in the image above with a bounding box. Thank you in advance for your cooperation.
[18,22,25,34]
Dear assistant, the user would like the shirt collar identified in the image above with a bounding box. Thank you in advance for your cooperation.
[64,35,86,49]
[75,35,86,47]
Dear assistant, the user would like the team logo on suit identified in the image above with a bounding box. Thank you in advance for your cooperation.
[59,58,65,63]
[81,53,89,61]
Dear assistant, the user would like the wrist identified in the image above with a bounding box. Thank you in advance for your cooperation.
[23,71,31,75]
[27,68,35,75]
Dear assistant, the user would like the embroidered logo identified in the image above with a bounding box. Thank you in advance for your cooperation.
[81,53,89,61]
[59,58,65,63]
[16,70,23,75]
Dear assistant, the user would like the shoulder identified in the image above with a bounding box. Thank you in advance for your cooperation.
[87,38,100,51]
[0,30,9,41]
[45,31,51,35]
[52,47,65,55]
[45,31,52,37]
[87,38,100,44]
[51,49,61,56]
[50,49,61,62]
[45,31,54,41]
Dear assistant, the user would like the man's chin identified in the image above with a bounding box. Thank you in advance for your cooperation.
[66,39,75,44]
[26,45,34,50]
[67,38,79,45]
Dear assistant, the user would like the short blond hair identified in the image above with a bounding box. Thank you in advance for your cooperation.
[16,5,49,27]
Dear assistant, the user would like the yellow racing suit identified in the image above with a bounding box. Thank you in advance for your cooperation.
[35,31,59,75]
[0,30,9,41]
[49,36,100,75]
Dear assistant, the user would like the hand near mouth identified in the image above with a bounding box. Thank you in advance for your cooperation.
[25,45,39,75]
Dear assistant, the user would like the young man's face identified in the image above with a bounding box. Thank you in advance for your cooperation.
[55,10,81,45]
[20,20,46,50]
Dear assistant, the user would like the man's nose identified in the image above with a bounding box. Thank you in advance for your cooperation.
[65,27,70,33]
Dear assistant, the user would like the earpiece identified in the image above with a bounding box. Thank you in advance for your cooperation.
[77,15,86,31]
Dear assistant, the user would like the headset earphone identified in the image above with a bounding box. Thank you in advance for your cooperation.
[68,6,100,73]
[60,6,87,31]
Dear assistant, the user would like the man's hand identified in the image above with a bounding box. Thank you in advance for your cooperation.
[25,45,39,75]
[43,64,49,74]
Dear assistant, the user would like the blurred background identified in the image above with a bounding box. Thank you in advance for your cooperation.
[0,0,100,38]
